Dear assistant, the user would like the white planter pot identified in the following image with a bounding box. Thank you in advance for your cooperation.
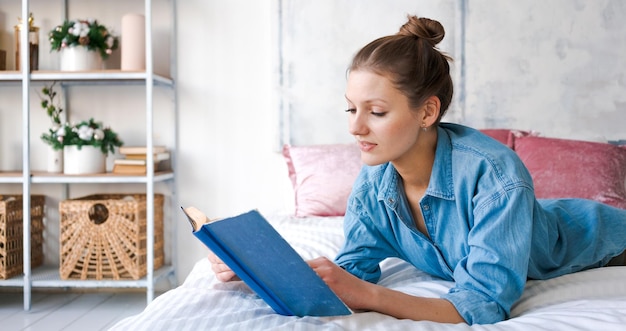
[60,46,103,71]
[63,145,106,175]
[47,148,63,173]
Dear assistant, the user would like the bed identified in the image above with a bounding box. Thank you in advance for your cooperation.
[110,214,626,331]
[111,132,626,331]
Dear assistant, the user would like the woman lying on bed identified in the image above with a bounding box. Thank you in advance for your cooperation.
[209,15,626,325]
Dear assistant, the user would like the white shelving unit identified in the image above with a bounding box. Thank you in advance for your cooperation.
[0,0,178,310]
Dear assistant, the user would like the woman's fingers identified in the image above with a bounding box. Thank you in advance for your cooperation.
[208,251,238,282]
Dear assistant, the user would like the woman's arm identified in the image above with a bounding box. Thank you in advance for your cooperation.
[308,257,466,324]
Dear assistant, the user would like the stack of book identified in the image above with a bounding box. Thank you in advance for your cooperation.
[112,146,171,175]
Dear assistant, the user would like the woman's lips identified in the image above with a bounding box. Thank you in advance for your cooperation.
[358,141,376,152]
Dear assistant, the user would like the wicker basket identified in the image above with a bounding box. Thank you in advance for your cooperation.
[0,195,45,279]
[59,194,164,280]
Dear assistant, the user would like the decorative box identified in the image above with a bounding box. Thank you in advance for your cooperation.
[0,195,45,279]
[59,194,164,280]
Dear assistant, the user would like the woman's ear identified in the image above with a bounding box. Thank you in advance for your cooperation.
[422,96,441,127]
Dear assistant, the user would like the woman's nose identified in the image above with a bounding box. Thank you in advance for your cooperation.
[348,112,367,136]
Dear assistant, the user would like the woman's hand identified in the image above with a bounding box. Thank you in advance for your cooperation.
[208,251,240,282]
[307,256,465,323]
[307,256,377,310]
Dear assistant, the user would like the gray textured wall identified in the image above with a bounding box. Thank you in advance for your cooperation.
[279,0,626,145]
[464,0,626,141]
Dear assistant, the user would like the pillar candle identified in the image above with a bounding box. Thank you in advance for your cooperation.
[121,13,145,71]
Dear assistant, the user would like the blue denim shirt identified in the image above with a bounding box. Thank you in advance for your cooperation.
[335,123,626,324]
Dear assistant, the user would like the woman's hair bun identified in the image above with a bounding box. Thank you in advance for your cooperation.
[397,15,445,46]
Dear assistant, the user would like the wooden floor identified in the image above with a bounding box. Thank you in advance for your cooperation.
[0,290,152,331]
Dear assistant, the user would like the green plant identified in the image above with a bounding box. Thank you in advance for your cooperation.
[40,83,123,155]
[40,81,63,126]
[48,19,119,59]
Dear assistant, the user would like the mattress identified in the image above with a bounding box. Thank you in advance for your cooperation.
[110,214,626,331]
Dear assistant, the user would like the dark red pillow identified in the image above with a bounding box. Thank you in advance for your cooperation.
[515,136,626,209]
[480,129,533,149]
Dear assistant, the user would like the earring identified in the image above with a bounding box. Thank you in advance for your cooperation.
[422,123,428,132]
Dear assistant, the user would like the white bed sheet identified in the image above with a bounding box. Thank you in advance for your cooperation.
[110,215,626,331]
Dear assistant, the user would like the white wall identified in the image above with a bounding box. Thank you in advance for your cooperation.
[175,0,292,282]
[1,0,625,286]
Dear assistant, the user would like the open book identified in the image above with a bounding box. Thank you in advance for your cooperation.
[181,207,351,317]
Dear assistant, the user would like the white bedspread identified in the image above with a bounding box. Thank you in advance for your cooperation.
[110,215,626,331]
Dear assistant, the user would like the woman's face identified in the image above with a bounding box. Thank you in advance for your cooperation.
[345,70,424,166]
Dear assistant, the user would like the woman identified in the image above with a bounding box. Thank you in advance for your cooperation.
[211,15,626,325]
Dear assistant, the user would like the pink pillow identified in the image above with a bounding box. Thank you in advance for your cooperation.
[282,143,362,217]
[515,136,626,209]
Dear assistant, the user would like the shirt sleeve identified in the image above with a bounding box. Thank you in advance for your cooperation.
[442,185,535,324]
[334,197,398,283]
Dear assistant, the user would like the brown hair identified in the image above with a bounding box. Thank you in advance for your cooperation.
[349,15,453,121]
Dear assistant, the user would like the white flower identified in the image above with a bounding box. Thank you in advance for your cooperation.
[55,125,66,143]
[70,23,80,36]
[106,36,114,48]
[76,125,94,141]
[72,21,90,37]
[93,129,105,140]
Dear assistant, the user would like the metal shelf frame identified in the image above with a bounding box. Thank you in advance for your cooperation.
[0,265,175,288]
[0,171,175,184]
[5,0,179,311]
[0,70,174,86]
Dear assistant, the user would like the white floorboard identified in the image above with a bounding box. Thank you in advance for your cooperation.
[66,292,147,331]
[0,291,150,331]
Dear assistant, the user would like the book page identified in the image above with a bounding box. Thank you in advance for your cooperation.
[182,206,214,231]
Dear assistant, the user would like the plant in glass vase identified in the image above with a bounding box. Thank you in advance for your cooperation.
[40,82,123,174]
[40,81,64,148]
[39,81,64,172]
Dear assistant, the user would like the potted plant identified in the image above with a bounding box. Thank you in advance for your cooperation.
[48,18,119,71]
[40,82,123,174]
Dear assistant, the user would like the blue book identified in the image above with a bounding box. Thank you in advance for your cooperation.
[181,207,351,317]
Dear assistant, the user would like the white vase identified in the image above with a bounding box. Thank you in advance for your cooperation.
[63,145,106,175]
[47,148,63,173]
[60,46,103,71]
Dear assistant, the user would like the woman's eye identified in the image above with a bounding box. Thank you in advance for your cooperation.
[344,108,385,117]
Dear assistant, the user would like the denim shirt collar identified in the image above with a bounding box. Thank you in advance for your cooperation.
[377,125,456,207]
[429,126,456,201]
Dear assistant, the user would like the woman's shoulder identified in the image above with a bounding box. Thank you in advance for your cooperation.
[440,123,508,147]
[440,123,520,160]
[438,123,533,186]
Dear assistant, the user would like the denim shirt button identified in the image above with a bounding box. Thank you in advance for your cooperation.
[423,204,430,210]
[388,198,394,204]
